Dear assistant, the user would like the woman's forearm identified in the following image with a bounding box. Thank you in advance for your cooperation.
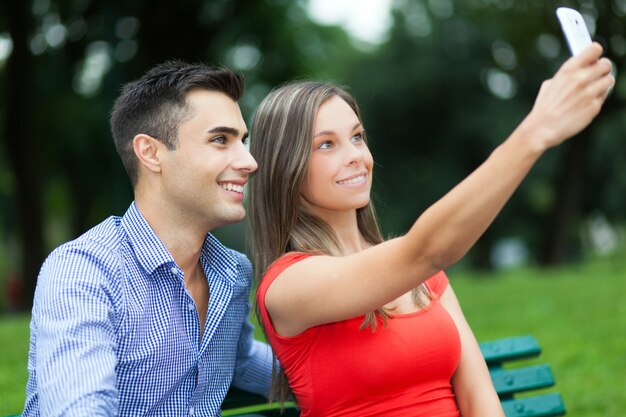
[402,43,613,273]
[406,121,543,270]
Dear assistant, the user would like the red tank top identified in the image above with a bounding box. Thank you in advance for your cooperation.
[257,253,462,417]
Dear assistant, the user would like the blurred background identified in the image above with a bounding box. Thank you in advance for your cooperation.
[1,0,625,311]
[0,0,625,415]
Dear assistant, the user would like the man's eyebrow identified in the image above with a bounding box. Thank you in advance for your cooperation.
[207,126,248,140]
[314,122,362,138]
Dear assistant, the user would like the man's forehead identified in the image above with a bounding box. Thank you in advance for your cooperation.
[186,89,240,110]
[185,90,247,132]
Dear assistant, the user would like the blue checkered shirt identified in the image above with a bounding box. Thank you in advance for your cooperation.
[23,202,273,416]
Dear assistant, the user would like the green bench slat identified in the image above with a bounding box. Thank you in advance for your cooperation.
[491,364,555,396]
[501,393,566,417]
[480,335,541,365]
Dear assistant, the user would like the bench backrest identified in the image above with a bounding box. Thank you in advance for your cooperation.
[480,335,566,417]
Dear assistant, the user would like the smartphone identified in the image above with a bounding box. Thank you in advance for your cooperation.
[556,7,592,56]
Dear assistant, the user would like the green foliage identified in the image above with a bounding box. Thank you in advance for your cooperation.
[1,0,625,305]
[0,0,354,307]
[338,0,626,266]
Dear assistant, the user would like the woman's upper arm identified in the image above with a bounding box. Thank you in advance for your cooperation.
[440,285,505,417]
[264,237,439,336]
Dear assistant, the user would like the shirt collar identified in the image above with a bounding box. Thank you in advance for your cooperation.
[121,202,240,282]
[200,233,239,284]
[121,202,176,276]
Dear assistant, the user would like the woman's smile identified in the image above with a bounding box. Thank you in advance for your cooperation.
[336,173,368,186]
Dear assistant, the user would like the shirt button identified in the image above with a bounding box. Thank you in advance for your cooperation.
[189,405,195,416]
[188,303,195,311]
[170,267,177,275]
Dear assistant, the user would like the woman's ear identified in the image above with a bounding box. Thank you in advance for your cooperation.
[133,134,162,174]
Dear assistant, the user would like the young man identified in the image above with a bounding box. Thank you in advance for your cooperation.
[23,61,272,416]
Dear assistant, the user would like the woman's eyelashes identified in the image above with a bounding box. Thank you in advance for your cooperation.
[317,140,334,150]
[351,131,364,143]
[316,131,365,150]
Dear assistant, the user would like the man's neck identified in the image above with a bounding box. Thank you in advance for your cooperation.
[136,197,211,341]
[135,197,208,272]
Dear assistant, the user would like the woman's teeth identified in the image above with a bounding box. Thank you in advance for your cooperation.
[337,175,365,185]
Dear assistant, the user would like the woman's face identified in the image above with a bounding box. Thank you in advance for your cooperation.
[301,95,374,216]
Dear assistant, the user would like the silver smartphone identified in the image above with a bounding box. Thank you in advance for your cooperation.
[556,7,592,56]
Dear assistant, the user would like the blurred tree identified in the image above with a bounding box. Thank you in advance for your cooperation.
[0,0,353,311]
[1,1,44,311]
[339,0,625,268]
[1,0,624,311]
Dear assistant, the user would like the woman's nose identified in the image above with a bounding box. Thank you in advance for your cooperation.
[344,142,363,166]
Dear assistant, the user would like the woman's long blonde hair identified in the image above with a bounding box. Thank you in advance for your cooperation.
[248,81,428,402]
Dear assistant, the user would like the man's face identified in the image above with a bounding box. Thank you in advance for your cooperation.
[159,89,257,230]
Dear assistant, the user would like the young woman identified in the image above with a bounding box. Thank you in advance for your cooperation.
[248,43,613,417]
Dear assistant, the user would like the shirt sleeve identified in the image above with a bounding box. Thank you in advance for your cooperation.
[26,244,120,417]
[231,307,274,396]
[230,256,273,396]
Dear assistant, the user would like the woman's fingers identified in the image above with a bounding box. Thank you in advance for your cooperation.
[518,41,613,149]
[558,43,610,84]
[558,53,612,100]
[586,57,613,82]
[530,55,613,145]
[595,72,616,100]
[573,42,603,65]
[586,57,615,99]
[597,57,613,76]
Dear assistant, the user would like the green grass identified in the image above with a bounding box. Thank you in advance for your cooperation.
[1,256,624,416]
[0,314,30,416]
[451,256,626,417]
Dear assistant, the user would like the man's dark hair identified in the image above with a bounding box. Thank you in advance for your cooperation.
[110,60,245,186]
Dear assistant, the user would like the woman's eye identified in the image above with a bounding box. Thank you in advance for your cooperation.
[351,132,364,143]
[317,141,333,150]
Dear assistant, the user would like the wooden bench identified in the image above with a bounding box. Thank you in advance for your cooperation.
[222,335,566,417]
[481,335,566,417]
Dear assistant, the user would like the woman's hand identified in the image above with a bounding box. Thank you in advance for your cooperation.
[520,42,614,151]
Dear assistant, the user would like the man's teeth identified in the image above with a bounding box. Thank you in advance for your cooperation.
[222,183,244,192]
[337,175,366,185]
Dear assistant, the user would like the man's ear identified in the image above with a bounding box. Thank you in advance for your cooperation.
[133,134,163,174]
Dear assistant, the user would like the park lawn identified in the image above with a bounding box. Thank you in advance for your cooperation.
[0,314,30,416]
[451,256,626,417]
[0,256,624,416]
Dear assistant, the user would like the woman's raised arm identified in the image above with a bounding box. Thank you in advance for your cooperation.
[264,43,614,336]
